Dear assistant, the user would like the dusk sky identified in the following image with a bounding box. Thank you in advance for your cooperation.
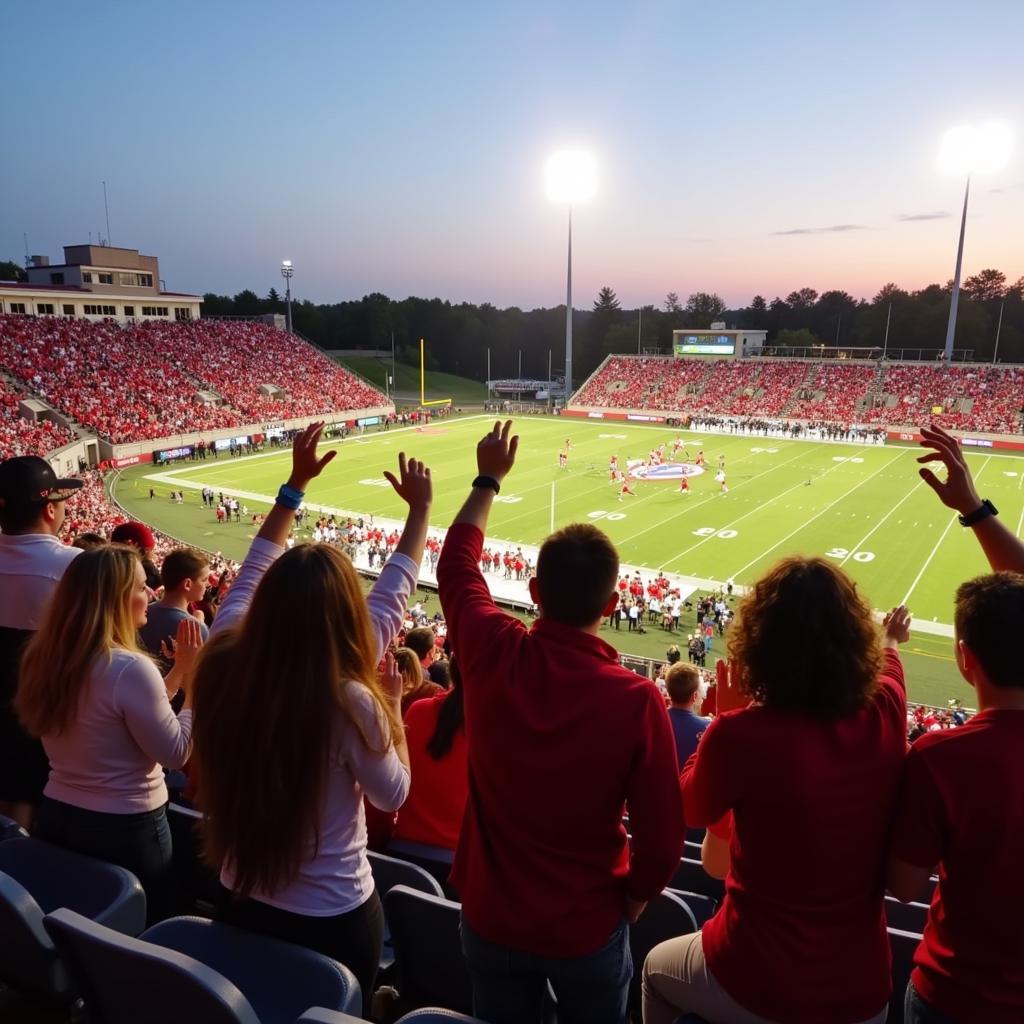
[3,1,1022,310]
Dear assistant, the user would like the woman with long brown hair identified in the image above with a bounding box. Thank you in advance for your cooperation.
[16,544,202,923]
[191,423,431,1011]
[643,556,913,1024]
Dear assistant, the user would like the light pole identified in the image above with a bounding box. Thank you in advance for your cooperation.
[280,259,294,333]
[546,149,597,400]
[938,123,1011,362]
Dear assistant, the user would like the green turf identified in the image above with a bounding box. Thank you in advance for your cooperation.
[112,414,1024,706]
[337,356,488,404]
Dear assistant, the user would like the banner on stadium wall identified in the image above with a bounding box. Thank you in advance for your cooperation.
[564,409,667,423]
[153,445,194,463]
[111,453,153,468]
[887,431,1024,452]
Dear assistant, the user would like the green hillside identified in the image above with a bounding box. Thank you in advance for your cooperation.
[339,356,488,404]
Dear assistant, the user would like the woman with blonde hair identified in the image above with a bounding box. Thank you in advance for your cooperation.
[643,556,913,1024]
[191,423,431,1012]
[395,645,443,716]
[17,544,201,923]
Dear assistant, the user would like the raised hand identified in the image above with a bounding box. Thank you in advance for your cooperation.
[379,652,403,706]
[882,605,912,646]
[714,658,750,714]
[172,616,205,676]
[384,453,432,511]
[477,420,519,482]
[288,422,337,492]
[917,424,981,516]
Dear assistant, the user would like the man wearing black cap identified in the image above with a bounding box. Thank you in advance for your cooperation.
[0,456,83,827]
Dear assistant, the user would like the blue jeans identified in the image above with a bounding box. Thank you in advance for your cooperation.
[461,916,632,1024]
[905,981,958,1024]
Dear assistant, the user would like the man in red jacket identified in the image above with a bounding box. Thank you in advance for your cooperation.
[437,420,684,1024]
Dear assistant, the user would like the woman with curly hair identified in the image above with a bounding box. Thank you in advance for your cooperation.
[643,556,912,1024]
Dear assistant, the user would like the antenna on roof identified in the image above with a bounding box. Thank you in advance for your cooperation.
[102,180,112,246]
[23,233,29,268]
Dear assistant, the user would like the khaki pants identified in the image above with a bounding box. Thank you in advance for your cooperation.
[642,931,887,1024]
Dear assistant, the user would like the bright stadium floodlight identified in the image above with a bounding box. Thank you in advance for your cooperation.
[280,260,294,334]
[938,122,1012,361]
[546,149,597,398]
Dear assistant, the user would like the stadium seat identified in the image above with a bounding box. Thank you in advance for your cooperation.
[385,838,456,890]
[666,889,717,928]
[0,813,28,842]
[0,837,145,1005]
[628,890,699,1014]
[295,1011,365,1024]
[138,915,361,1023]
[887,927,922,1024]
[884,896,929,935]
[669,858,725,903]
[396,1012,491,1023]
[44,908,261,1024]
[369,850,445,900]
[383,884,473,1015]
[166,801,222,912]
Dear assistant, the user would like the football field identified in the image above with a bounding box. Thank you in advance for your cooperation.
[114,413,1024,703]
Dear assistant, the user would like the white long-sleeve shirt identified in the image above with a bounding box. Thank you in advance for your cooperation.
[213,537,415,915]
[43,648,193,813]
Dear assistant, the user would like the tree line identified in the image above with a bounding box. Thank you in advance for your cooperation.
[201,269,1024,381]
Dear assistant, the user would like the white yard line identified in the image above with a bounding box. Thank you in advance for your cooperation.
[900,456,994,606]
[839,479,925,566]
[724,449,908,579]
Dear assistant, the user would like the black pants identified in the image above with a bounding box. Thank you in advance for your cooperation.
[34,797,173,924]
[218,886,384,1015]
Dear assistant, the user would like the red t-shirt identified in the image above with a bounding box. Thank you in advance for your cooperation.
[393,692,468,851]
[889,709,1024,1024]
[438,523,684,957]
[680,648,907,1022]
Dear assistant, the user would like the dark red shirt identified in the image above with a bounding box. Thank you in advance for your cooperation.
[438,523,684,957]
[889,709,1024,1024]
[680,648,907,1022]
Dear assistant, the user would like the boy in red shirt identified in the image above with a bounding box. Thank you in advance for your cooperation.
[437,421,683,1024]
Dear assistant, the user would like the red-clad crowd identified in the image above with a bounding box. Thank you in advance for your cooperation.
[573,354,1024,433]
[0,379,77,459]
[0,315,388,444]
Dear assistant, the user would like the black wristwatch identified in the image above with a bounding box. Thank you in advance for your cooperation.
[958,499,997,527]
[472,475,501,494]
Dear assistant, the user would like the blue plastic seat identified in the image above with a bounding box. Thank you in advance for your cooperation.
[383,884,473,1015]
[628,890,699,1014]
[668,858,725,903]
[0,813,28,842]
[666,888,717,928]
[141,916,361,1023]
[0,837,145,1005]
[369,850,445,900]
[166,801,222,912]
[396,1012,491,1023]
[384,838,456,891]
[884,896,929,935]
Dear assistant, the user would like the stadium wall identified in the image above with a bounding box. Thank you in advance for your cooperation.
[97,405,395,465]
[563,407,1024,449]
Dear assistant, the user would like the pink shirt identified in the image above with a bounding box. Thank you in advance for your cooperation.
[43,648,193,813]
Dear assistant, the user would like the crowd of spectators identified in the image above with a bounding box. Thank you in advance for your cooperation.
[0,379,76,459]
[0,419,1021,1024]
[0,315,388,444]
[572,354,1024,434]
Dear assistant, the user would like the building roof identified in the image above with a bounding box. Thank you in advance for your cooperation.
[0,282,202,301]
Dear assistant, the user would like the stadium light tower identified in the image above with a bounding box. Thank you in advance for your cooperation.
[280,259,294,333]
[545,149,597,399]
[938,122,1011,361]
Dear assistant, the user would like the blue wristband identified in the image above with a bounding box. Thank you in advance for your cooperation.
[276,484,305,510]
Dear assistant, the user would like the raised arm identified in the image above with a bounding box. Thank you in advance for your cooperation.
[367,453,432,657]
[917,424,1024,573]
[212,422,337,635]
[437,420,523,652]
